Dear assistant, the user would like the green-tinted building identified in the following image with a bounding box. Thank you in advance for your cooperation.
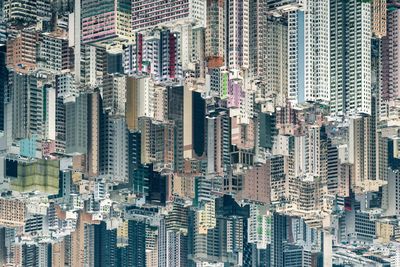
[7,158,59,194]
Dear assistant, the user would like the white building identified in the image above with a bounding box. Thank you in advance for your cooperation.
[44,87,56,141]
[287,0,330,104]
[227,0,249,71]
[330,0,371,115]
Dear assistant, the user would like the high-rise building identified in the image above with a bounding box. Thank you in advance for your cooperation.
[131,0,206,32]
[94,221,119,267]
[348,114,378,191]
[248,0,267,79]
[287,0,330,104]
[168,86,185,171]
[382,5,400,114]
[0,198,25,227]
[55,93,67,153]
[3,0,51,23]
[120,220,147,266]
[283,244,312,267]
[137,117,175,170]
[123,29,184,84]
[192,91,206,158]
[257,17,288,107]
[56,73,77,100]
[227,0,249,71]
[206,109,231,176]
[237,162,271,204]
[165,230,188,267]
[39,30,73,73]
[102,74,127,117]
[43,86,57,141]
[372,0,387,38]
[125,77,156,131]
[330,0,372,115]
[65,93,88,154]
[206,0,225,68]
[87,91,102,177]
[0,44,8,132]
[271,213,288,267]
[81,0,132,45]
[8,71,43,141]
[6,28,38,73]
[99,116,128,182]
[128,131,141,184]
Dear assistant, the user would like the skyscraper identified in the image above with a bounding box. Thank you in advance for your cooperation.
[382,4,400,116]
[65,93,88,154]
[227,0,249,71]
[206,0,225,68]
[287,1,330,104]
[330,0,372,115]
[9,72,43,141]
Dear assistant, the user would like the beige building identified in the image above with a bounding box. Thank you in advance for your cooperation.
[376,221,394,244]
[173,174,195,199]
[126,77,155,131]
[372,0,387,38]
[117,221,129,247]
[0,198,26,227]
[349,115,377,192]
[51,241,66,267]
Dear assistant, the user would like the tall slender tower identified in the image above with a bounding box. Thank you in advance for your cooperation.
[206,0,226,68]
[287,0,330,104]
[382,4,400,110]
[227,0,249,71]
[330,0,371,115]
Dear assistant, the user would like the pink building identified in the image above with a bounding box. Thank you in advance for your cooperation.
[81,0,132,45]
[131,0,205,32]
[237,163,271,204]
[382,6,400,103]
